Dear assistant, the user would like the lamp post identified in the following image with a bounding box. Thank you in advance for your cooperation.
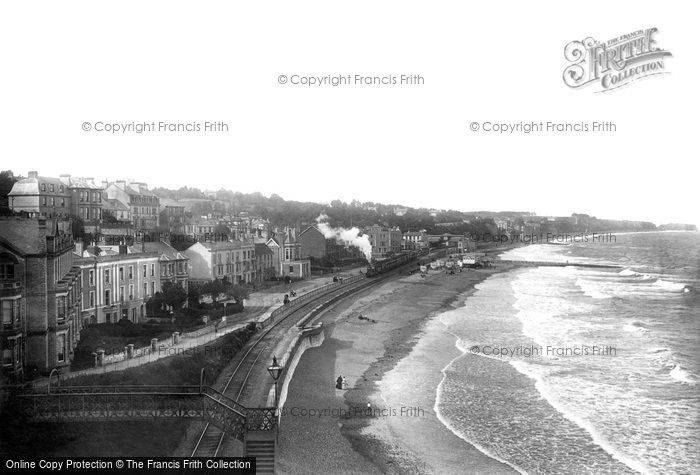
[267,356,283,408]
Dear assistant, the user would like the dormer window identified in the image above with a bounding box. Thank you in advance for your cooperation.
[50,184,54,192]
[41,183,46,192]
[0,253,16,280]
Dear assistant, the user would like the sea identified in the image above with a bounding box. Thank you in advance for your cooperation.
[399,231,699,474]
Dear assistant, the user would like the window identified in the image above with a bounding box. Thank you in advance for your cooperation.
[41,183,46,192]
[119,286,124,302]
[56,296,66,323]
[143,282,148,296]
[59,185,63,193]
[88,270,94,286]
[151,282,155,295]
[57,334,66,362]
[2,348,11,366]
[143,264,147,277]
[119,267,124,281]
[128,284,134,300]
[104,269,110,284]
[105,289,111,306]
[60,198,65,207]
[89,291,95,308]
[41,196,47,206]
[128,266,133,279]
[2,298,20,326]
[289,265,294,273]
[150,264,155,276]
[0,260,15,280]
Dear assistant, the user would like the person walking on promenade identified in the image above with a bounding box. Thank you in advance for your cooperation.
[336,375,343,389]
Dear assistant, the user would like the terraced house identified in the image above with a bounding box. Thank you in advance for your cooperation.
[142,240,189,295]
[75,243,161,325]
[8,171,104,224]
[0,217,82,381]
[104,180,160,233]
[184,240,256,284]
[8,171,72,218]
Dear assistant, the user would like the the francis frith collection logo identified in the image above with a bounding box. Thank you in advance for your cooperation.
[563,28,672,92]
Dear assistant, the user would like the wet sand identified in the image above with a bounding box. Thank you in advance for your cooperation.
[277,267,518,474]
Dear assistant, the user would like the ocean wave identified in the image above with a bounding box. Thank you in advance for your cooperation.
[619,268,638,277]
[434,340,529,475]
[669,364,696,385]
[622,321,649,334]
[510,360,651,474]
[575,278,613,299]
[653,279,690,292]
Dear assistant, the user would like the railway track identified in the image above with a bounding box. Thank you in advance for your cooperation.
[189,275,376,460]
[187,252,439,471]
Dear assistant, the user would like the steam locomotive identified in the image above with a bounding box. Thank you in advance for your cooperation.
[365,250,425,277]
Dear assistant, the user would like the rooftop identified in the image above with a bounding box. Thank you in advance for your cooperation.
[141,240,189,261]
[0,217,65,255]
[254,243,273,255]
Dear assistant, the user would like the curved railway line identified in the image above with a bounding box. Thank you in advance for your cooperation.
[190,274,382,458]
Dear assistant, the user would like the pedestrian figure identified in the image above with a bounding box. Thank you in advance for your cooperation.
[342,376,348,389]
[336,375,343,389]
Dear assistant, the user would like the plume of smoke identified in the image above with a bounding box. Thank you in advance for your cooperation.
[316,214,372,261]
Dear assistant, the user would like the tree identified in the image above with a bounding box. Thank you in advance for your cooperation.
[102,210,119,224]
[0,170,18,214]
[202,279,227,304]
[225,284,250,303]
[71,217,86,240]
[161,281,188,310]
[146,292,166,316]
[187,284,203,308]
[214,224,231,239]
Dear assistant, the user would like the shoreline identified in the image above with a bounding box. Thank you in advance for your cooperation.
[277,265,517,474]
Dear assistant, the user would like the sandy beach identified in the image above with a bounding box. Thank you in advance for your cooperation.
[277,267,518,474]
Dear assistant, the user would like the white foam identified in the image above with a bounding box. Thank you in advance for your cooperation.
[669,364,696,385]
[653,279,688,292]
[619,269,638,277]
[433,340,528,475]
[623,322,649,334]
[510,360,651,474]
[575,277,613,299]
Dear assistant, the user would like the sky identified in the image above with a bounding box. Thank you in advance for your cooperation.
[1,1,697,226]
